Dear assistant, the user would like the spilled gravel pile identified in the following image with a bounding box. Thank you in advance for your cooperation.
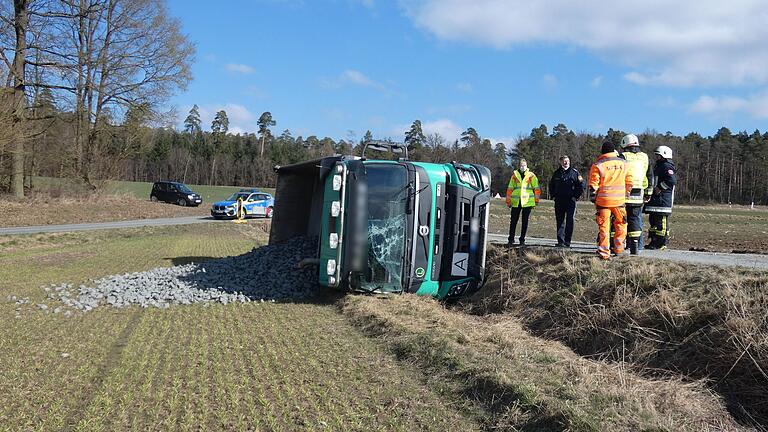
[44,236,319,312]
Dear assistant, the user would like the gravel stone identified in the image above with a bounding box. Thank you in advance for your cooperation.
[45,236,319,312]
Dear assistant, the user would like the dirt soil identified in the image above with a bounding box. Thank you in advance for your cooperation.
[0,193,208,228]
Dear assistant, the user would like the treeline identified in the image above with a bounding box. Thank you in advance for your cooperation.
[515,124,768,205]
[0,0,194,197]
[5,96,768,205]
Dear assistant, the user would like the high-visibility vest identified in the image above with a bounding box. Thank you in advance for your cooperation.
[588,152,634,208]
[623,151,650,205]
[506,169,541,208]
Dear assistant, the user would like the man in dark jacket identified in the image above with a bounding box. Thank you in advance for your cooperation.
[549,155,584,247]
[644,145,677,250]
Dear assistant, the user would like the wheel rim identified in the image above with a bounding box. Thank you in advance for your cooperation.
[178,199,186,206]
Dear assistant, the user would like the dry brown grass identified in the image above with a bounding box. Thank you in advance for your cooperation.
[0,191,207,227]
[343,294,747,432]
[462,246,768,429]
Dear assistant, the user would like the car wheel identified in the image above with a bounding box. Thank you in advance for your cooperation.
[265,206,273,218]
[150,195,158,202]
[177,198,187,206]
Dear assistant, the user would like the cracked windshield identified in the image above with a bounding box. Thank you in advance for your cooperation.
[363,164,409,293]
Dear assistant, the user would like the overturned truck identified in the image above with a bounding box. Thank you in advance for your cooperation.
[269,143,491,300]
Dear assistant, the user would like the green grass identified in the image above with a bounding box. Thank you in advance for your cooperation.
[28,176,275,204]
[106,179,276,204]
[0,224,478,431]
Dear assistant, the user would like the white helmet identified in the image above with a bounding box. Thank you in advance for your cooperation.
[655,145,673,159]
[621,134,639,148]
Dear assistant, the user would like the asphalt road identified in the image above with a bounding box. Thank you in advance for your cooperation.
[486,233,768,270]
[0,216,223,235]
[1,217,766,271]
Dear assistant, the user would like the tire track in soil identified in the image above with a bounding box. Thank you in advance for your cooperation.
[61,309,144,431]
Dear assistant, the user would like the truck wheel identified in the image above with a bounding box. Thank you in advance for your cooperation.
[150,195,158,202]
[177,198,187,206]
[265,207,273,218]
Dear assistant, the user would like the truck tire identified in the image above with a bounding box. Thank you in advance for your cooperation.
[150,195,158,202]
[177,198,187,206]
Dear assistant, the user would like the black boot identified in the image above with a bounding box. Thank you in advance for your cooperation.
[628,238,639,255]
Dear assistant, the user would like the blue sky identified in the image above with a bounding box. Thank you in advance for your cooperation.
[166,0,768,144]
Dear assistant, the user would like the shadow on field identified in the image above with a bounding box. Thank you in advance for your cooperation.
[168,256,217,266]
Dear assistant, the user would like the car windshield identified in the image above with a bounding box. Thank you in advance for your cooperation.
[361,163,409,294]
[176,184,193,194]
[226,192,250,201]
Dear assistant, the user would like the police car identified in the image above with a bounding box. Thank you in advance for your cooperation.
[210,189,274,219]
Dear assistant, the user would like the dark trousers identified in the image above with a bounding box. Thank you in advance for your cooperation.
[554,199,576,246]
[648,213,670,246]
[508,205,532,243]
[626,205,644,252]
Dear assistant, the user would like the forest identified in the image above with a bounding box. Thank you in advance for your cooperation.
[2,1,767,205]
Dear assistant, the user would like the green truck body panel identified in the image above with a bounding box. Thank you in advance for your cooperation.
[269,156,491,300]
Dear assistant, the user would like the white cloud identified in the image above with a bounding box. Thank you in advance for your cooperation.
[688,92,768,119]
[591,76,603,88]
[421,119,464,143]
[456,82,473,93]
[391,118,464,143]
[196,103,258,134]
[342,69,376,87]
[225,63,255,74]
[541,73,558,91]
[402,0,768,87]
[321,69,390,92]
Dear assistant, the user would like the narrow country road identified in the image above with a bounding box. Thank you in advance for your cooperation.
[486,233,768,270]
[1,216,766,271]
[0,216,224,235]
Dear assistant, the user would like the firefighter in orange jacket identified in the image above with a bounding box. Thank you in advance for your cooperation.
[588,142,634,260]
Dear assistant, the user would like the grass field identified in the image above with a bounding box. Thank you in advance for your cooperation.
[1,222,753,431]
[5,177,768,252]
[0,224,477,431]
[489,199,768,252]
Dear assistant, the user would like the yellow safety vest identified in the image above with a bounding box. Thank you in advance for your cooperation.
[623,151,650,205]
[506,169,540,208]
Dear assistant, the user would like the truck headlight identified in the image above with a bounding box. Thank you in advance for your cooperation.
[331,201,340,217]
[332,175,342,191]
[329,233,339,249]
[326,259,336,276]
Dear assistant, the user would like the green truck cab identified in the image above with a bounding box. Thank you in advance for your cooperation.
[269,143,491,300]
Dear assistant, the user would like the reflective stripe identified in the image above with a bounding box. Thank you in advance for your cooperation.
[627,231,642,237]
[597,245,610,250]
[645,206,672,214]
[601,185,626,191]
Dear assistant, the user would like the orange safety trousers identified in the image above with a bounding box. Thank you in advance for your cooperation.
[596,206,627,259]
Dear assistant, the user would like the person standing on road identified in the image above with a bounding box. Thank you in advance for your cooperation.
[588,142,634,260]
[644,146,677,250]
[506,158,541,246]
[619,134,652,255]
[549,155,584,247]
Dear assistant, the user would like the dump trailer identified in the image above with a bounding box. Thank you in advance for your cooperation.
[269,143,491,300]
